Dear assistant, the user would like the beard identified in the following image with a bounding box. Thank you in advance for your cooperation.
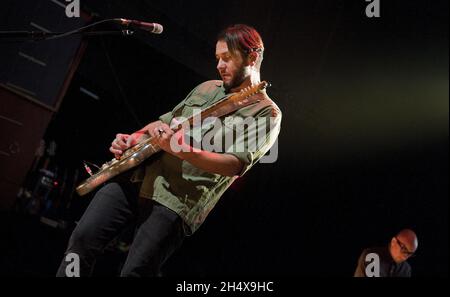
[223,65,248,92]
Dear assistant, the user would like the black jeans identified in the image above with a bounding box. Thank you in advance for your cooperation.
[56,181,186,277]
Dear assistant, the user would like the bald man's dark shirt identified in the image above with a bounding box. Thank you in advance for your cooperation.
[354,246,412,277]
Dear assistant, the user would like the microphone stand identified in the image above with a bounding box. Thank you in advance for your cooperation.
[0,19,138,42]
[0,29,134,42]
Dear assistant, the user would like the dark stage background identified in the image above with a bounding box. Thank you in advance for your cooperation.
[0,0,448,277]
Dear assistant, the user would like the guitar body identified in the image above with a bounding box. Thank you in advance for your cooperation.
[76,139,160,196]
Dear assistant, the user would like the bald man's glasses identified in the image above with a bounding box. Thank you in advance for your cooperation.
[395,237,415,257]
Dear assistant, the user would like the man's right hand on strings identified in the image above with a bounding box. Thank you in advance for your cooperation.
[110,133,136,159]
[109,120,163,159]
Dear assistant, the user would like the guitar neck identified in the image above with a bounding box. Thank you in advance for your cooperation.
[172,81,269,131]
[136,81,269,149]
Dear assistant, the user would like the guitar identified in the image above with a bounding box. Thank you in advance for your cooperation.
[76,81,270,196]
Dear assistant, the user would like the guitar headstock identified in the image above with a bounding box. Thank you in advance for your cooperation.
[240,80,271,99]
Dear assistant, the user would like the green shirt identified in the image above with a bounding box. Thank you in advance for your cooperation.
[130,80,282,234]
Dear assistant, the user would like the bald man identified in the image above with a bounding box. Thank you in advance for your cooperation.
[354,229,418,277]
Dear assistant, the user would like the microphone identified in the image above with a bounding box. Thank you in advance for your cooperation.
[115,18,163,34]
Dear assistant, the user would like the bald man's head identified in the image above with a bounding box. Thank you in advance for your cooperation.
[390,229,418,263]
[397,229,419,252]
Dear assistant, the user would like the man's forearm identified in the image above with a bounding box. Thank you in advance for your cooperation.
[174,145,244,177]
[136,121,244,176]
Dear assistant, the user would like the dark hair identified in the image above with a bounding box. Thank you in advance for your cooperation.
[217,24,264,70]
